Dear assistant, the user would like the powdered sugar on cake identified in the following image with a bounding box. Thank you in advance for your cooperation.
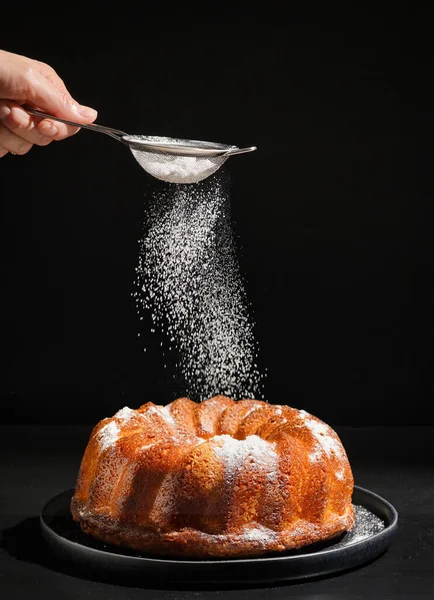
[309,448,322,463]
[114,407,136,424]
[213,434,278,482]
[299,410,345,463]
[146,405,177,429]
[241,404,262,421]
[240,524,279,544]
[97,421,120,451]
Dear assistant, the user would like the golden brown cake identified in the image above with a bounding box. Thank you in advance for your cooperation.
[71,396,355,558]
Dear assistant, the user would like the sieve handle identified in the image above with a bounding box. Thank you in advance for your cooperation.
[223,146,257,157]
[23,107,130,143]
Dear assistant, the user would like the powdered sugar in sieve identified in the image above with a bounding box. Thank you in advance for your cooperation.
[128,136,231,184]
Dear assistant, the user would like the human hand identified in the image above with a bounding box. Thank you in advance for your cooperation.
[0,49,97,157]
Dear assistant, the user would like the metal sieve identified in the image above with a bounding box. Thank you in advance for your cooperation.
[24,108,256,184]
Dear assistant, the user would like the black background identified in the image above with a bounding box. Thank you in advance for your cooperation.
[0,3,432,426]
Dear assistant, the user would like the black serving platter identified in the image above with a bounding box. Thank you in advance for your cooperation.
[40,485,397,585]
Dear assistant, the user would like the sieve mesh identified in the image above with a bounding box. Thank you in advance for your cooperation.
[130,148,227,184]
[128,136,234,184]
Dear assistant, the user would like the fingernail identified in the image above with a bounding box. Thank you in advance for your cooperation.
[0,105,11,120]
[39,121,58,137]
[72,104,97,120]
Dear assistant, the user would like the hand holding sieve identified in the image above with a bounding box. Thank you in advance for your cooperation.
[24,107,257,184]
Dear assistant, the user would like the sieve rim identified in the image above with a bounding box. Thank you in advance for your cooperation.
[123,135,238,157]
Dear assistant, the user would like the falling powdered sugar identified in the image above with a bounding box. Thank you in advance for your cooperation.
[133,171,265,401]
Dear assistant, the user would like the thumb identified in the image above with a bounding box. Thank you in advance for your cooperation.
[25,68,97,123]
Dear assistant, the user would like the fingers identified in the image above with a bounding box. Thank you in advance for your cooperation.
[0,100,80,140]
[0,101,54,146]
[0,50,97,125]
[0,50,98,158]
[37,117,80,140]
[0,121,32,155]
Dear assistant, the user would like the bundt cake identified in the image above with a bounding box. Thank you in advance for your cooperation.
[71,396,355,558]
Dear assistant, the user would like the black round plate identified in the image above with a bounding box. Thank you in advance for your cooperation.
[40,486,397,585]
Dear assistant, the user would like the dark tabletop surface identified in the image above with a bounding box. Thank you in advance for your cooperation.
[0,424,433,599]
